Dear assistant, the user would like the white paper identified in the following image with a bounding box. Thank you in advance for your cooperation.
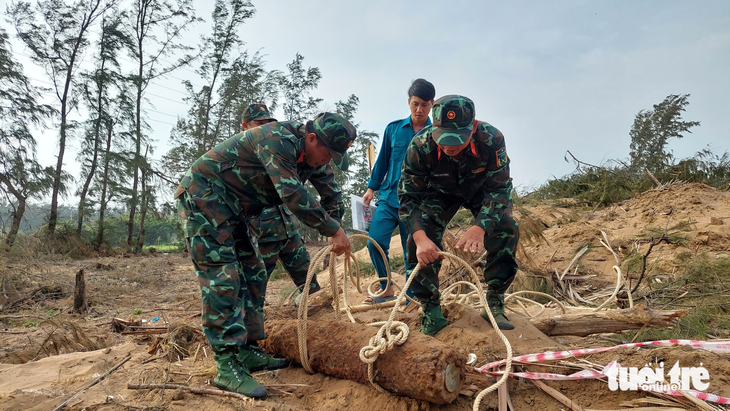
[350,194,377,232]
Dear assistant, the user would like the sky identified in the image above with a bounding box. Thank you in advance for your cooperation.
[3,0,730,196]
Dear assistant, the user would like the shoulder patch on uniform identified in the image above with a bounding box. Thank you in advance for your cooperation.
[495,147,508,168]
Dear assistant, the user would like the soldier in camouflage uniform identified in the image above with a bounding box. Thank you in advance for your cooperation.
[398,95,519,336]
[176,112,355,398]
[246,206,320,297]
[240,105,321,301]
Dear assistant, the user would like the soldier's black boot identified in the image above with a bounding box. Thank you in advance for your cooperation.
[480,291,515,330]
[213,348,267,399]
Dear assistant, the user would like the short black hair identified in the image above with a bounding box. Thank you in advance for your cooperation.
[408,78,435,101]
[305,120,326,147]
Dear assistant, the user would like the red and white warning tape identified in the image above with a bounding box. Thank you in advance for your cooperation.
[476,339,730,405]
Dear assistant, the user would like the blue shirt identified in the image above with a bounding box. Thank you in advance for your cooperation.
[367,115,432,207]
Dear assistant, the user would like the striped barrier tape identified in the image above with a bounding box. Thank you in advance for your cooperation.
[476,339,730,405]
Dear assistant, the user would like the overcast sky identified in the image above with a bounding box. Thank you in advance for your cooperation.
[4,0,730,195]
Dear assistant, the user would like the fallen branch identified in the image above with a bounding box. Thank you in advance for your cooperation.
[52,355,131,411]
[126,383,253,403]
[531,305,686,337]
[531,378,584,411]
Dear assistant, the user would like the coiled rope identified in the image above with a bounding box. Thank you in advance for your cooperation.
[294,233,631,410]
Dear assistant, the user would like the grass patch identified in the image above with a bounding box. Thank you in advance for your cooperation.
[390,254,405,273]
[627,253,730,341]
[356,260,376,277]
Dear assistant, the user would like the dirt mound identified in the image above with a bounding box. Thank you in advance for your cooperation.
[523,183,730,283]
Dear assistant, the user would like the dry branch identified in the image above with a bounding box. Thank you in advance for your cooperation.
[531,305,686,337]
[531,378,584,411]
[52,355,131,411]
[126,383,253,403]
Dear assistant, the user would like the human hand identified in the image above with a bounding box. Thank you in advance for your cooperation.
[454,225,486,254]
[328,228,351,256]
[413,231,442,266]
[362,188,374,207]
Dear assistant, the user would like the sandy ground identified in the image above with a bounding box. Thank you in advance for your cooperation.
[1,182,729,410]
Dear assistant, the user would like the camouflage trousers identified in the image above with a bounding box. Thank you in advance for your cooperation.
[238,232,319,312]
[405,195,519,309]
[177,194,268,349]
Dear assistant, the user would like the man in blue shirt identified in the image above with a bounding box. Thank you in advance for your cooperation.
[361,79,435,303]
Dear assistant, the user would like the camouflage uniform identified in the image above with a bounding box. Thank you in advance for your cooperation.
[176,113,354,349]
[398,95,519,315]
[245,205,319,294]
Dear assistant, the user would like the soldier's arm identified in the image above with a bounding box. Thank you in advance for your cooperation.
[397,142,429,234]
[473,130,513,236]
[255,137,340,237]
[308,164,346,224]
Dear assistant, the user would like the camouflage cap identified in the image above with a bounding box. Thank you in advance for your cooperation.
[311,112,357,171]
[431,95,476,146]
[243,104,277,123]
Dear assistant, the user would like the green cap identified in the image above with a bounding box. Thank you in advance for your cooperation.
[431,95,475,146]
[243,104,277,123]
[311,112,357,171]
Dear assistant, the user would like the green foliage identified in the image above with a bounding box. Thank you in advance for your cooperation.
[131,308,143,315]
[280,53,323,122]
[23,321,39,328]
[629,94,700,174]
[389,254,405,273]
[529,95,728,207]
[529,159,642,207]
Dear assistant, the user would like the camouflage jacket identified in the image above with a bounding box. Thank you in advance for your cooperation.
[398,121,513,236]
[175,121,344,243]
[248,205,300,243]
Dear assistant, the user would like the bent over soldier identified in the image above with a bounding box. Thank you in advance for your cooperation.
[398,95,519,336]
[176,112,355,398]
[239,105,321,307]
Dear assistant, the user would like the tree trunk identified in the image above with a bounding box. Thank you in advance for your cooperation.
[0,172,26,248]
[94,120,114,250]
[530,305,687,337]
[135,174,149,253]
[73,269,86,313]
[77,30,108,235]
[260,319,465,404]
[127,33,144,252]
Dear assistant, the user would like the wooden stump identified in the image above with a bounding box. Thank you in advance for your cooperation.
[73,269,86,314]
[260,319,465,404]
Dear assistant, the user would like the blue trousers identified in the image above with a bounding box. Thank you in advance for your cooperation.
[366,202,414,301]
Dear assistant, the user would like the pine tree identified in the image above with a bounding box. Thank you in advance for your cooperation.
[629,94,700,174]
[0,28,57,246]
[8,0,117,234]
[125,0,200,252]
